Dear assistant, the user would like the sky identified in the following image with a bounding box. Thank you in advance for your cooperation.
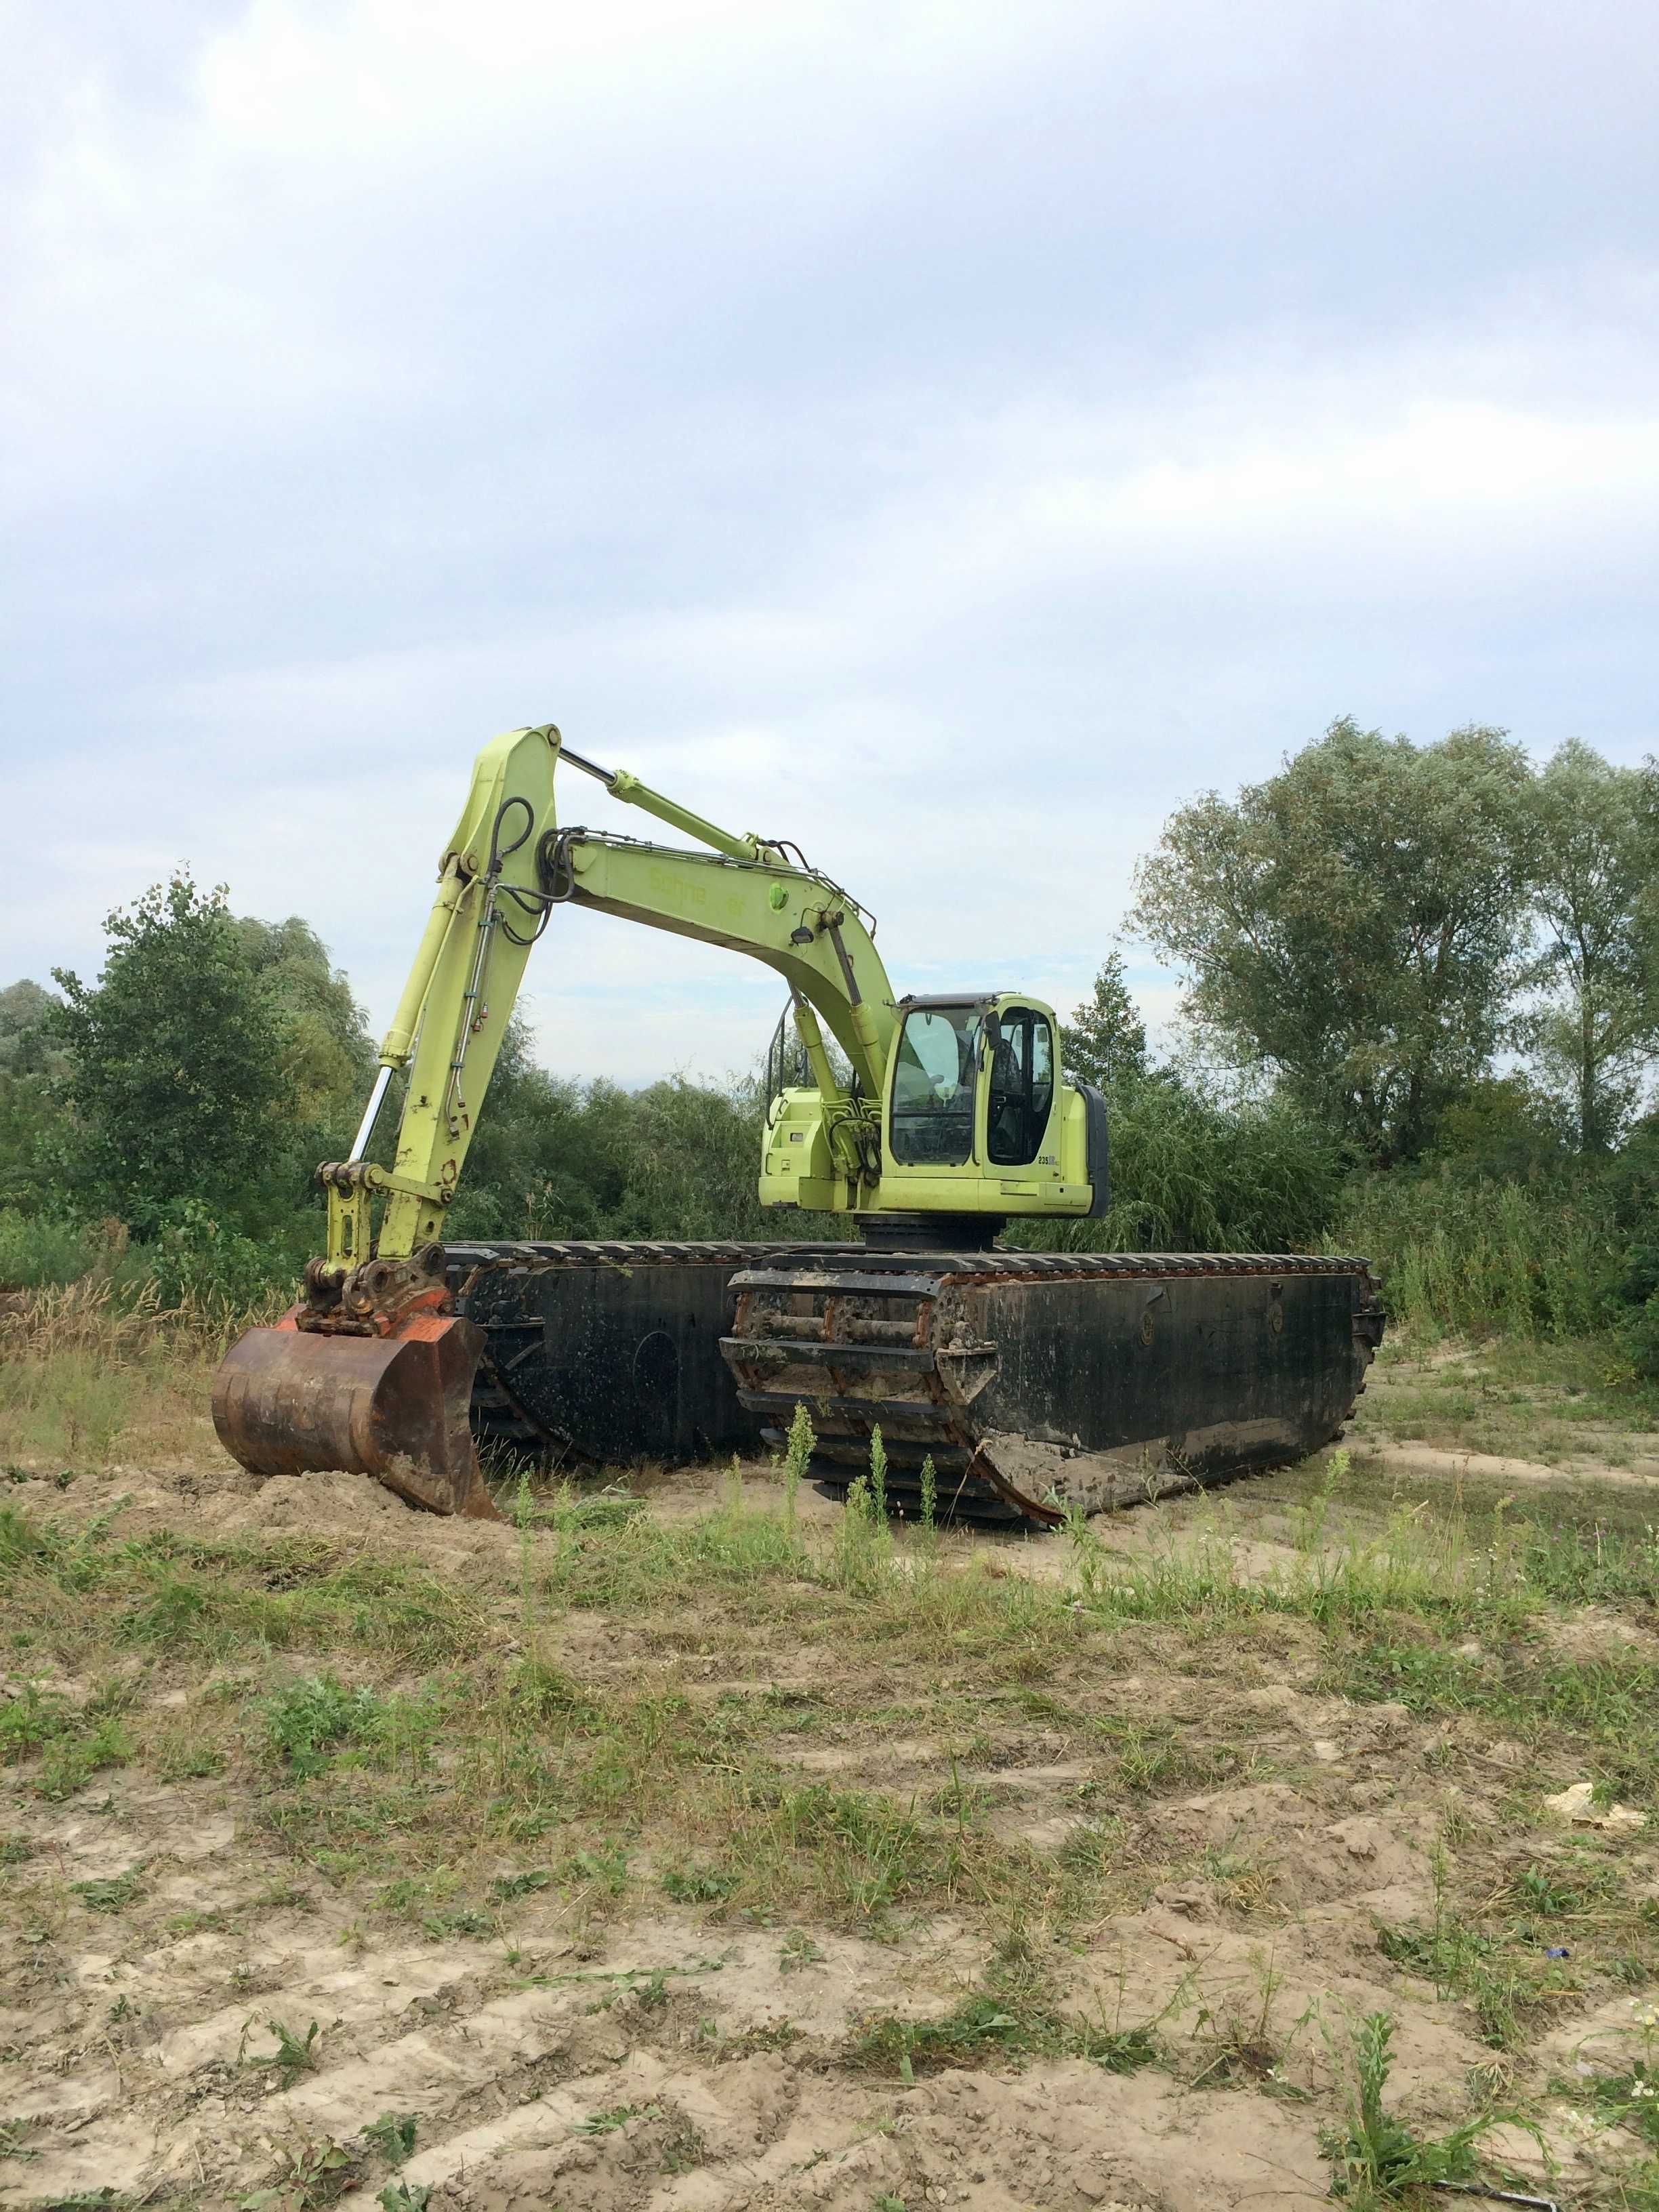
[4,0,1657,1086]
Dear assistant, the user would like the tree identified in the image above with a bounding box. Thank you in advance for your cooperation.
[0,979,73,1215]
[233,915,375,1130]
[51,874,289,1235]
[1425,1074,1568,1180]
[0,980,63,1074]
[1520,741,1658,1153]
[1127,718,1535,1165]
[1060,953,1147,1090]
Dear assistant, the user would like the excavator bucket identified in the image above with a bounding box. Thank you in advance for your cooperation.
[211,1309,501,1520]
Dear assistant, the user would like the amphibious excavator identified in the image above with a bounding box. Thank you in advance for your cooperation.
[213,723,1382,1527]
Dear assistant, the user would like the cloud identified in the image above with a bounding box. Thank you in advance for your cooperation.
[4,0,1658,1086]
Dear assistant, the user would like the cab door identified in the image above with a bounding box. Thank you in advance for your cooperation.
[884,1002,985,1181]
[983,1004,1059,1185]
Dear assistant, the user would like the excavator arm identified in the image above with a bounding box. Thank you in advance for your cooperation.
[333,723,897,1271]
[319,724,558,1271]
[212,721,903,1513]
[548,831,893,1097]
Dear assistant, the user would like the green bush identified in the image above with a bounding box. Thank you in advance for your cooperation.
[1626,1311,1659,1375]
[0,1207,96,1289]
[111,1198,299,1311]
[1332,1170,1620,1338]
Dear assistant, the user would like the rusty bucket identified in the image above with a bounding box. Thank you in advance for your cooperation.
[211,1308,501,1519]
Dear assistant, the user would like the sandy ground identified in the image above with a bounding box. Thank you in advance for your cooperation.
[3,1357,1658,2210]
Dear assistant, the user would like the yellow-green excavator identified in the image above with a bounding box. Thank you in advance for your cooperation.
[213,723,1381,1526]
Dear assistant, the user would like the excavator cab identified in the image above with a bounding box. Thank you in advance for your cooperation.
[874,993,1097,1222]
[758,989,1101,1230]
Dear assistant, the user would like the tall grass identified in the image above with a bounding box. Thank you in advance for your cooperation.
[1,1271,281,1358]
[1015,1074,1342,1256]
[0,1274,281,1469]
[1333,1171,1621,1338]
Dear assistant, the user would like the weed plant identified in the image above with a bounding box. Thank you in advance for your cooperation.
[1324,2010,1517,2204]
[240,2015,321,2076]
[850,1926,1168,2083]
[1373,1837,1591,2049]
[781,1400,815,1523]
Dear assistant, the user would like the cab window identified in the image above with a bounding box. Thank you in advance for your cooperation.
[890,1005,983,1165]
[987,1007,1054,1166]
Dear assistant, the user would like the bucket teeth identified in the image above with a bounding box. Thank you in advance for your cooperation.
[212,1308,499,1519]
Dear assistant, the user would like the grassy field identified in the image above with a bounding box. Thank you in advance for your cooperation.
[2,1314,1659,2211]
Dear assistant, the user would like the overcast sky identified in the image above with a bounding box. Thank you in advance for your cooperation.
[5,0,1656,1085]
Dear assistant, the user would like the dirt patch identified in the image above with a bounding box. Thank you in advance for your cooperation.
[1358,1439,1659,1493]
[5,1429,1658,2209]
[1536,1605,1659,1663]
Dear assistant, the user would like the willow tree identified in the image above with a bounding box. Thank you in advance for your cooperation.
[1523,740,1658,1153]
[1127,718,1535,1164]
